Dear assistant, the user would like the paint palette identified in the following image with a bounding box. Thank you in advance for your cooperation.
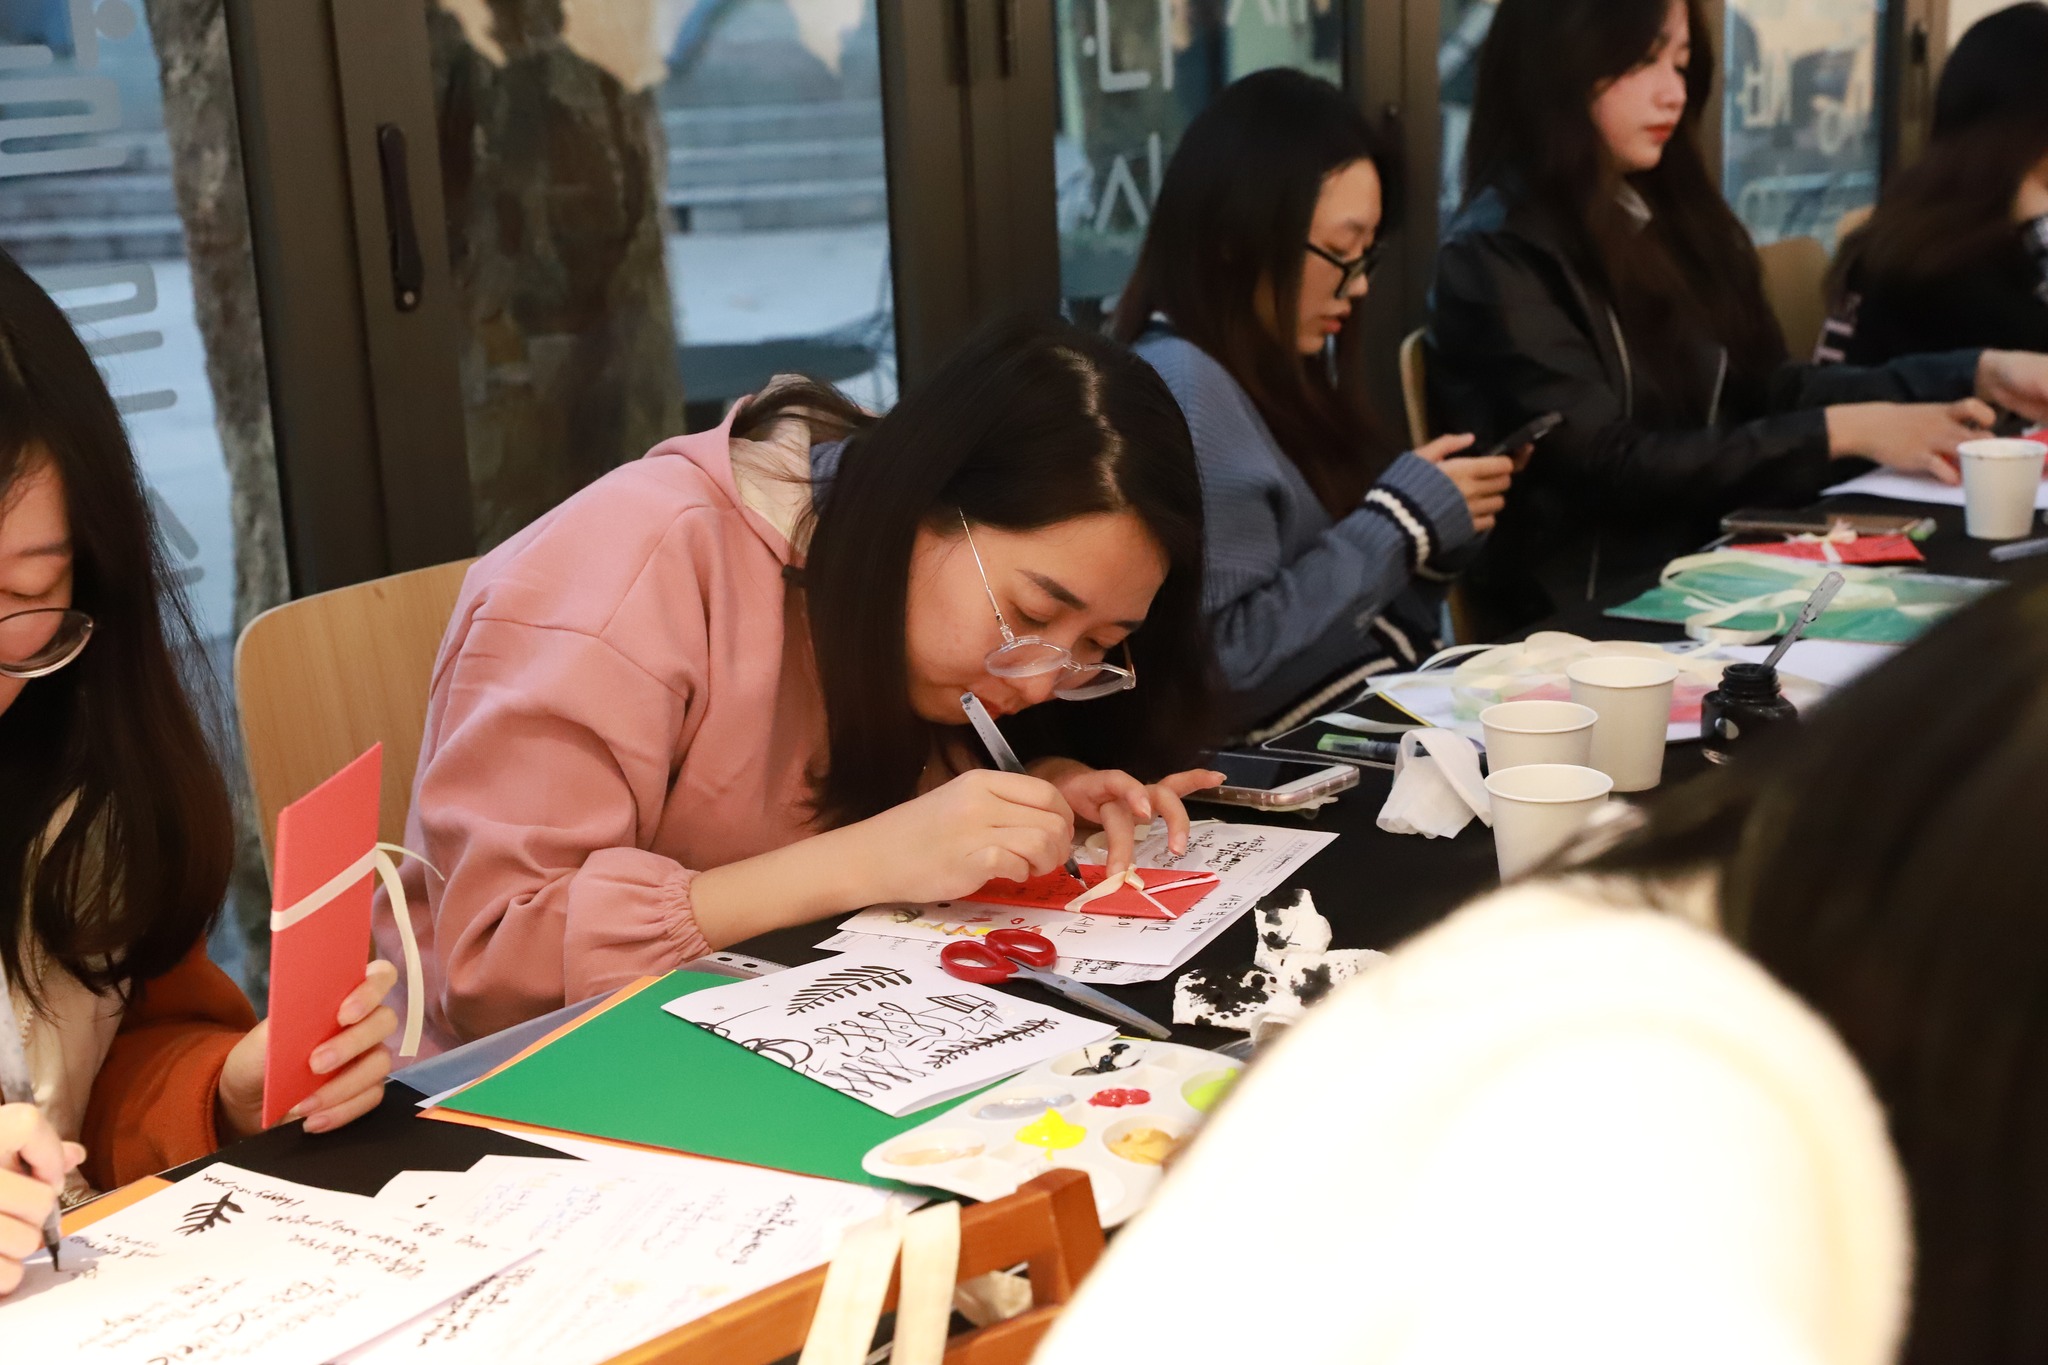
[861,1038,1242,1227]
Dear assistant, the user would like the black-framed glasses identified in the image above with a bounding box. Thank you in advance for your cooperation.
[1305,240,1385,298]
[0,608,93,679]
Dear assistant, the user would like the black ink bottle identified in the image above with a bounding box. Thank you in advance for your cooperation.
[1701,662,1798,764]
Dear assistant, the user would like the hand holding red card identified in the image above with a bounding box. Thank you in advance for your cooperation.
[961,864,1221,919]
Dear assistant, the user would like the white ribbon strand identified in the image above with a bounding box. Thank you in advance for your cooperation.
[269,841,437,1059]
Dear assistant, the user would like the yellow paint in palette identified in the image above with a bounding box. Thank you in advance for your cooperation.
[1015,1110,1086,1151]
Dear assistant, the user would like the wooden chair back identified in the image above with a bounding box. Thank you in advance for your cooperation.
[1398,327,1431,448]
[611,1170,1105,1365]
[235,558,475,865]
[1756,235,1830,361]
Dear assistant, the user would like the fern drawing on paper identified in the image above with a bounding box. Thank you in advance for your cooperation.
[786,965,914,1014]
[179,1194,244,1236]
[926,1018,1056,1068]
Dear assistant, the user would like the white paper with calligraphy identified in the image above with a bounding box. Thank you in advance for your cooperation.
[343,1155,896,1365]
[836,823,1337,967]
[0,1164,525,1363]
[664,958,1114,1116]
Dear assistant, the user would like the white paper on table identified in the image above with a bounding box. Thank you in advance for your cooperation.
[343,1155,895,1365]
[1824,467,2048,509]
[663,957,1114,1116]
[816,902,1240,984]
[1716,639,1899,692]
[836,823,1336,968]
[374,1168,477,1216]
[1,1163,526,1364]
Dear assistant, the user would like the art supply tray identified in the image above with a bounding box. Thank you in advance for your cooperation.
[861,1038,1241,1226]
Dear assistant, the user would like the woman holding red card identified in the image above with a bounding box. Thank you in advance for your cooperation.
[0,251,397,1296]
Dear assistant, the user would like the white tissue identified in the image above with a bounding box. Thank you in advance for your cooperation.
[1376,728,1492,839]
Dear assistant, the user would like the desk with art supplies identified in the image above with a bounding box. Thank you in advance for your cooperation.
[18,489,2023,1364]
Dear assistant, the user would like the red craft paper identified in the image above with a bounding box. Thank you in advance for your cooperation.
[263,745,381,1127]
[1738,535,1924,565]
[960,866,1220,920]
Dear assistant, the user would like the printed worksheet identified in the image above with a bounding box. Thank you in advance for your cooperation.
[815,906,1240,984]
[664,957,1114,1116]
[836,823,1336,967]
[344,1155,897,1365]
[0,1164,525,1363]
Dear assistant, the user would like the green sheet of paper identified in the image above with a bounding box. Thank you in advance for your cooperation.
[436,971,973,1191]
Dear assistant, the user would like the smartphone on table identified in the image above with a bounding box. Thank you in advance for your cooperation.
[1190,752,1360,810]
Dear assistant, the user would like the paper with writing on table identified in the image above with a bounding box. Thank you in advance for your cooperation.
[0,1163,524,1363]
[345,1155,896,1365]
[665,957,1114,1117]
[815,906,1241,984]
[963,865,1219,919]
[838,822,1337,967]
[266,744,383,1127]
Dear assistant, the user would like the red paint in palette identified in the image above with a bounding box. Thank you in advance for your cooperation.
[1089,1088,1151,1108]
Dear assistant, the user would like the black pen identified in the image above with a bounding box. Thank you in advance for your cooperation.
[0,990,61,1270]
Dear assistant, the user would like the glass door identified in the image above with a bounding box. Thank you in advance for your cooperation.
[1053,0,1346,325]
[0,0,284,993]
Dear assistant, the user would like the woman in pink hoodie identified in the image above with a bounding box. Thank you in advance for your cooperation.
[384,315,1225,1048]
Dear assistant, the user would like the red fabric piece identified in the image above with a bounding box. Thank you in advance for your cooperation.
[960,866,1220,920]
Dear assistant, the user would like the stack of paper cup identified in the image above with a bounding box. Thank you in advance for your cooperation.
[1483,763,1614,880]
[1480,700,1598,771]
[1959,438,2047,541]
[1567,656,1680,792]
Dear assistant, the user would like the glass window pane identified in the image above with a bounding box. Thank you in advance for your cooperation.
[0,0,285,998]
[430,0,898,551]
[1437,0,1497,228]
[1055,0,1345,325]
[1723,0,1887,247]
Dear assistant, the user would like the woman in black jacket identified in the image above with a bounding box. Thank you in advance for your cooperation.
[1427,0,2048,631]
[1825,3,2048,366]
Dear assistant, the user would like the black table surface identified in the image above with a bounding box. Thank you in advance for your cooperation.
[170,495,2013,1198]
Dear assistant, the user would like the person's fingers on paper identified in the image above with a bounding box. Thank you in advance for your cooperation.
[1099,799,1137,878]
[339,960,399,1029]
[308,1004,399,1082]
[1951,396,1999,431]
[0,1103,71,1191]
[1151,783,1196,856]
[296,1046,394,1135]
[1413,432,1476,464]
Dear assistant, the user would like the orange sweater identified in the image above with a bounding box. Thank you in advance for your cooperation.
[78,940,256,1191]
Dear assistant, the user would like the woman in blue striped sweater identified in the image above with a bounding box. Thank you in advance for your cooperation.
[1112,69,1519,737]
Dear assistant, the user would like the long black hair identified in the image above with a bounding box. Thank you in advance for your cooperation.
[1112,68,1399,518]
[1586,571,2048,1362]
[0,250,234,1005]
[1835,2,2048,291]
[734,313,1215,830]
[1465,0,1787,417]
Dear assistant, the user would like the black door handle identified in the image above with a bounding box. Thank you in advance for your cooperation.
[376,123,424,313]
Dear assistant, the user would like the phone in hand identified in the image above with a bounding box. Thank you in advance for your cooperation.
[1460,411,1563,461]
[1189,752,1360,809]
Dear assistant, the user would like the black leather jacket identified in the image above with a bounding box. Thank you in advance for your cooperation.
[1427,186,1981,633]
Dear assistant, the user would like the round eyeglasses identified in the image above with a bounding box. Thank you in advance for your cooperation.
[959,516,1136,702]
[0,608,93,679]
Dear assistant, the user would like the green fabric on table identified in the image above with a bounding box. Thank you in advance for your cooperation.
[437,971,977,1192]
[1606,566,1999,643]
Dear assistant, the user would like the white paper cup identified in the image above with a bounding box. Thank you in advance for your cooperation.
[1959,438,2046,541]
[1480,700,1598,771]
[1567,656,1679,793]
[1484,763,1614,880]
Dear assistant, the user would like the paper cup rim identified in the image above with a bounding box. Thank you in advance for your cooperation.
[1480,700,1599,735]
[1483,763,1615,804]
[1958,438,2048,461]
[1565,656,1681,689]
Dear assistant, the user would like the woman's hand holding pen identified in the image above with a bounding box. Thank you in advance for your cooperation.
[0,1102,80,1296]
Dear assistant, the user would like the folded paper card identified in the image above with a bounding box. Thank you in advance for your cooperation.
[961,865,1221,920]
[664,957,1115,1118]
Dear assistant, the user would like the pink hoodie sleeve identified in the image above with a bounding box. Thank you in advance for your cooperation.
[416,614,712,1042]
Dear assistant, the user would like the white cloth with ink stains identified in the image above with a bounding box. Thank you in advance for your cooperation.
[1037,881,1908,1365]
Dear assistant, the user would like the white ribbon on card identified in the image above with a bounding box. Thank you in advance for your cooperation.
[270,842,437,1058]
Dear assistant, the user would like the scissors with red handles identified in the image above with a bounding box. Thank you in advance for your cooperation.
[939,929,1171,1040]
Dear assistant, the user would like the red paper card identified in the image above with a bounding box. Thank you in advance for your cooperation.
[1739,535,1924,565]
[961,866,1220,920]
[263,745,382,1127]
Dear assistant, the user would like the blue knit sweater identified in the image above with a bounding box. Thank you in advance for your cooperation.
[1135,329,1479,737]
